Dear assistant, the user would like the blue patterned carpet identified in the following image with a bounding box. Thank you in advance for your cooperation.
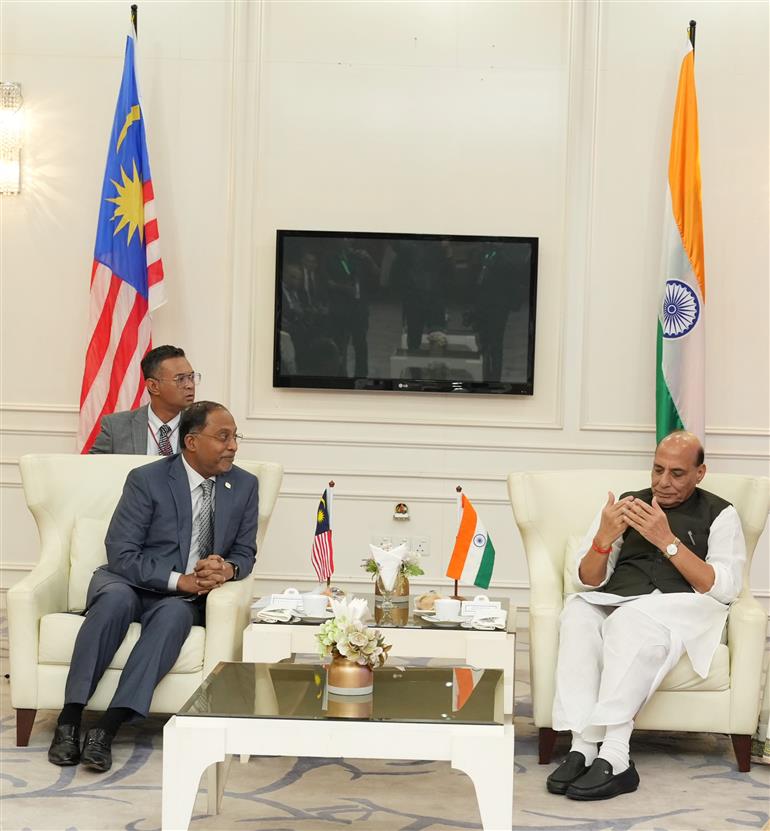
[1,622,768,831]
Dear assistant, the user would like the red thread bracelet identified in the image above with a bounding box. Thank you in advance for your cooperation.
[591,538,612,555]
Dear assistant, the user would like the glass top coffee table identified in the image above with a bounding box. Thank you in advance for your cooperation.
[162,662,513,831]
[244,594,516,715]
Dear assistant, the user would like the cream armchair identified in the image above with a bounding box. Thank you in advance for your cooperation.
[8,453,283,746]
[507,469,769,772]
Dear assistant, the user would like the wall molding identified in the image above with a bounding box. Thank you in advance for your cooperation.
[279,490,510,506]
[245,408,563,432]
[1,434,768,474]
[581,421,770,438]
[2,405,766,442]
[0,403,78,414]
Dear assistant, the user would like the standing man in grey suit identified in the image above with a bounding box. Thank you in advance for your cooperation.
[89,344,199,455]
[48,401,258,772]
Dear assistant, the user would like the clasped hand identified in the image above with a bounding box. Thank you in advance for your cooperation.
[622,496,672,550]
[595,492,672,552]
[177,555,230,596]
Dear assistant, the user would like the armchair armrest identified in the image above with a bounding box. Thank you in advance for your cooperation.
[519,529,565,610]
[202,574,255,677]
[7,561,69,709]
[529,605,563,728]
[727,592,768,733]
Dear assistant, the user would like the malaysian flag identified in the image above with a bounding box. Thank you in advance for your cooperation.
[77,23,165,453]
[311,488,334,582]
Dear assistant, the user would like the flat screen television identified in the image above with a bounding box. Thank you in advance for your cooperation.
[273,230,538,395]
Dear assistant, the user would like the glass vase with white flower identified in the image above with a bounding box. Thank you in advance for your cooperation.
[316,598,391,695]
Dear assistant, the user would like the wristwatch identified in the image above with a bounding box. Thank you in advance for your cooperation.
[225,561,240,581]
[662,538,680,559]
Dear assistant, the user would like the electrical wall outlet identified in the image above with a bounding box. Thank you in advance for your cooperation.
[392,535,410,550]
[370,534,392,549]
[412,536,430,557]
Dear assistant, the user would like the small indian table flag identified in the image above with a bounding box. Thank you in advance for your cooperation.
[446,492,495,590]
[311,485,334,582]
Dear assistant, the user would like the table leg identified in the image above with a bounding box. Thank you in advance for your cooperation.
[206,755,233,814]
[451,726,514,831]
[162,717,227,831]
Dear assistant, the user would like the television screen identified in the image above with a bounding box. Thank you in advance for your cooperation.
[274,230,538,395]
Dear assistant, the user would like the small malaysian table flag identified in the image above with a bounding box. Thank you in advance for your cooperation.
[311,485,334,582]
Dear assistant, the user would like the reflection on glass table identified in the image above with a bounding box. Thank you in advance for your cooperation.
[179,661,504,726]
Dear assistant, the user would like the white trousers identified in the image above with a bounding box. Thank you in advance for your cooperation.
[552,595,685,742]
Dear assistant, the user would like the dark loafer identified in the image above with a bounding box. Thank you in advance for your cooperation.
[81,727,113,772]
[48,724,81,766]
[546,751,590,794]
[566,758,639,800]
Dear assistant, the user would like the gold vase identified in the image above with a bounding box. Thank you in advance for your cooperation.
[327,654,374,695]
[326,691,373,719]
[374,604,409,625]
[374,573,409,598]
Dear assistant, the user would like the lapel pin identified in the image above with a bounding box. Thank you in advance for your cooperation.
[225,481,232,489]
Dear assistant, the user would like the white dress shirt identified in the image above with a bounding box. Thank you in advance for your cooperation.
[167,455,216,592]
[147,406,181,456]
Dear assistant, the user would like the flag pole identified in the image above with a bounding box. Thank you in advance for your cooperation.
[131,4,138,36]
[326,480,335,589]
[688,19,696,54]
[454,485,462,598]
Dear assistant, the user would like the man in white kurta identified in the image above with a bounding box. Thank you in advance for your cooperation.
[547,431,746,800]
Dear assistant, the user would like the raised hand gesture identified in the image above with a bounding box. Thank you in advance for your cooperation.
[594,491,632,549]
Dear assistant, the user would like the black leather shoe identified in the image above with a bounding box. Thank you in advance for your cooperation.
[48,724,81,766]
[546,751,590,794]
[566,758,639,800]
[81,728,113,772]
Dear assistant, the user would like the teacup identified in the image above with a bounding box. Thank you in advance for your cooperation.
[433,598,461,620]
[302,593,329,617]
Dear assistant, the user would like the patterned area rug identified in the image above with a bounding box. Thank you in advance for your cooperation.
[1,623,768,831]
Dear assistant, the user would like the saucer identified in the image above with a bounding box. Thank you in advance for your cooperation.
[416,611,466,627]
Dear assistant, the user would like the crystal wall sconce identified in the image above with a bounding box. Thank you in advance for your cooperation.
[0,82,23,195]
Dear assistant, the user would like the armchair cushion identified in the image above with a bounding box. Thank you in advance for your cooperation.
[68,517,109,612]
[38,613,205,673]
[659,645,729,692]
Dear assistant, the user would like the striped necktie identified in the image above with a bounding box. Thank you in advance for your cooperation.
[158,424,173,456]
[197,480,214,559]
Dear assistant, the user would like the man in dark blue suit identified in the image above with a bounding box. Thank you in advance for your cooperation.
[48,401,258,772]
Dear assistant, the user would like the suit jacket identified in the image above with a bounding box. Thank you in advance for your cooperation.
[94,454,259,594]
[89,405,150,455]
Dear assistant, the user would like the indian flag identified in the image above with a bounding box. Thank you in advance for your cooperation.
[656,37,705,443]
[446,494,495,589]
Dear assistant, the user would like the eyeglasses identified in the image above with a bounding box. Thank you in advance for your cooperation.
[151,372,201,388]
[190,431,244,444]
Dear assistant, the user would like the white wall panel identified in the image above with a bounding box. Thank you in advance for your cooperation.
[1,1,767,608]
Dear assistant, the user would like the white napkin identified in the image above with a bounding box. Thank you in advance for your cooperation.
[369,543,408,592]
[467,610,507,630]
[255,605,295,623]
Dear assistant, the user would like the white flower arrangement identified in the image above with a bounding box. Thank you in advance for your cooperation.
[316,597,391,669]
